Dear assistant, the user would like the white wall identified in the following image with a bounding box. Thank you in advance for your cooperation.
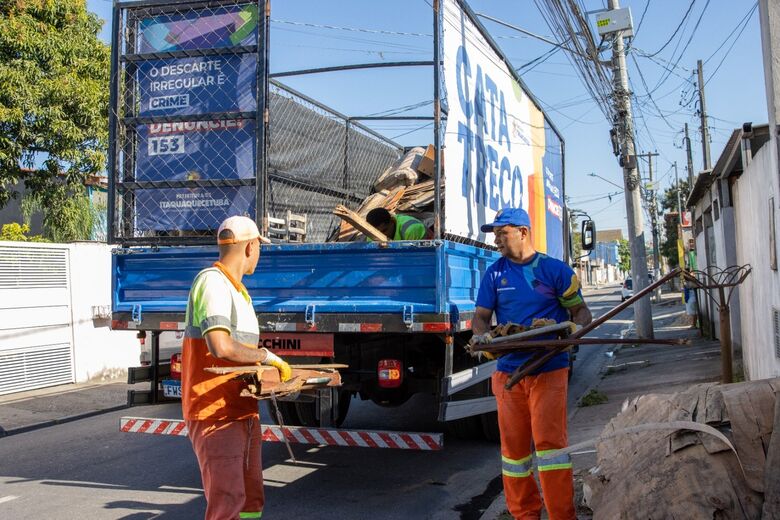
[733,144,780,380]
[68,242,139,382]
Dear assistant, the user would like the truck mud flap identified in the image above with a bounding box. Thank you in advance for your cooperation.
[120,417,443,450]
[438,360,498,421]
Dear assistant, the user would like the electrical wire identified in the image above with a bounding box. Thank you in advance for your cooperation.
[643,0,696,57]
[704,3,758,85]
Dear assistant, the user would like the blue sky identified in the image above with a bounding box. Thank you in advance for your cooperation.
[87,0,767,235]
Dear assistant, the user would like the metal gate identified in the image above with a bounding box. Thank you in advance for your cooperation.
[0,243,75,395]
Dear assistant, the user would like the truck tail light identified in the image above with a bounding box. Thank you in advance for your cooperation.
[170,353,182,380]
[377,359,403,388]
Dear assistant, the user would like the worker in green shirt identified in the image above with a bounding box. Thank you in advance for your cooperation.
[366,208,428,240]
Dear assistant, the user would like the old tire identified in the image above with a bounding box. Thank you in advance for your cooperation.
[295,391,352,427]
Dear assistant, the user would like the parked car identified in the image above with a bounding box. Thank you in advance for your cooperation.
[621,278,633,301]
[621,274,654,301]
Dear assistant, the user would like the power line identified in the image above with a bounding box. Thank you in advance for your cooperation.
[704,2,758,64]
[643,0,696,57]
[631,0,651,42]
[705,3,758,85]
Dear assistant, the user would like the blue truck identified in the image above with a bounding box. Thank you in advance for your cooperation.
[109,0,577,442]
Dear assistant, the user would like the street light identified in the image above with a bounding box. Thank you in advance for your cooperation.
[588,172,624,191]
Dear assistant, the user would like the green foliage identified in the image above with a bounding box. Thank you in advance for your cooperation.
[658,179,690,269]
[660,179,690,213]
[578,389,608,407]
[0,0,109,209]
[618,238,631,272]
[573,231,582,259]
[22,189,103,241]
[661,213,680,269]
[0,222,47,242]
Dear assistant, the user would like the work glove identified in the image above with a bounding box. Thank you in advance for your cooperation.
[469,332,494,346]
[468,332,496,360]
[261,348,292,382]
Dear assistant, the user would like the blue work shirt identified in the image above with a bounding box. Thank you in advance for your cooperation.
[476,253,584,374]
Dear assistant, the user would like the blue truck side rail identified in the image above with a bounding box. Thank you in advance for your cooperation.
[112,240,499,333]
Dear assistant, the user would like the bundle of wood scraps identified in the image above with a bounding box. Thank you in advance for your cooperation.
[332,144,444,242]
[205,364,345,400]
[582,378,780,518]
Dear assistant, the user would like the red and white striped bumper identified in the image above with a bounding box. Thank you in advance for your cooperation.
[120,417,443,451]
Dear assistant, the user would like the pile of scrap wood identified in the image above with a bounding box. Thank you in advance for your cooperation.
[582,377,780,519]
[331,144,443,242]
[205,364,344,400]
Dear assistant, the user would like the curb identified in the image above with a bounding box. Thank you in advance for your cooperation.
[0,404,129,438]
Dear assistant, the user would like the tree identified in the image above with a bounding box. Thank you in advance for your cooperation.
[0,1,109,226]
[22,190,104,241]
[1,222,47,242]
[660,179,690,213]
[618,238,631,273]
[659,179,691,268]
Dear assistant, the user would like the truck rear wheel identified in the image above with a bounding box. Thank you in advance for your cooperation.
[294,390,352,427]
[267,401,303,426]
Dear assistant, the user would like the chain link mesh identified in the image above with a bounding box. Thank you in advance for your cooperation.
[109,1,403,245]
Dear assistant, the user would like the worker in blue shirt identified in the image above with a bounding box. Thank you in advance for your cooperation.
[470,207,592,520]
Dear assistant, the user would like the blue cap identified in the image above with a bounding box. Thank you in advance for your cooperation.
[480,208,531,233]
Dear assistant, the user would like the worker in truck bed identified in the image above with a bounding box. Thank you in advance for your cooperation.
[469,208,592,520]
[181,215,292,520]
[366,207,430,240]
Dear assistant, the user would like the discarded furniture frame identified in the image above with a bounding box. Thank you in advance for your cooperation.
[683,265,751,383]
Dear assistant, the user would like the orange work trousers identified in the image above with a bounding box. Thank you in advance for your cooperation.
[186,417,264,520]
[492,369,575,520]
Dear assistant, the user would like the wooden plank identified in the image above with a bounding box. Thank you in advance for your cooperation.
[205,364,348,374]
[333,204,388,241]
[761,389,780,518]
[704,384,725,424]
[722,384,767,492]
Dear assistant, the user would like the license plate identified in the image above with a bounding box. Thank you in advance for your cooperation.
[260,333,334,357]
[162,379,182,398]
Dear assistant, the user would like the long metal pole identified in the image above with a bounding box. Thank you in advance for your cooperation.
[433,0,442,239]
[611,0,654,339]
[106,3,121,244]
[256,0,270,233]
[504,268,681,389]
[674,162,682,216]
[697,60,712,170]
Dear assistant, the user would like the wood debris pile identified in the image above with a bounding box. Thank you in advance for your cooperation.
[583,378,780,519]
[331,145,444,242]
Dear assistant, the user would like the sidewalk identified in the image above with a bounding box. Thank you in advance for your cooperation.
[480,292,722,520]
[0,379,133,437]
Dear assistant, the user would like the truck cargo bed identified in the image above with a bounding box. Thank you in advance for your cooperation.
[112,240,499,333]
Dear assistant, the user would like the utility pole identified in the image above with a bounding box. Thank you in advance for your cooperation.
[609,0,653,338]
[697,60,712,170]
[639,151,661,301]
[674,162,682,216]
[684,123,695,188]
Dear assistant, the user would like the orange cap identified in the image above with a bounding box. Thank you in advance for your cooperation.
[217,216,270,245]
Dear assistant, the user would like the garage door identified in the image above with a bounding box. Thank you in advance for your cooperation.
[0,244,75,395]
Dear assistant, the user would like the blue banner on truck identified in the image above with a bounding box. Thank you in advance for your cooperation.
[135,186,255,232]
[138,4,258,53]
[136,55,257,116]
[135,119,255,181]
[134,119,255,231]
